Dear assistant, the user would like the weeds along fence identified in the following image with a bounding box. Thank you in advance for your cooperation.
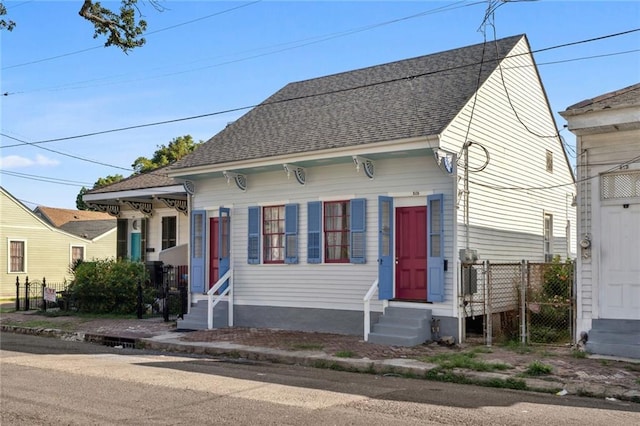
[461,259,575,346]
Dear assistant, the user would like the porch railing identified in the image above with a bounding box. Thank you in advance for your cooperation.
[363,279,378,342]
[207,269,233,329]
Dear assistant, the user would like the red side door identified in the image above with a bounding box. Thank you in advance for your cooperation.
[208,217,219,290]
[395,206,427,300]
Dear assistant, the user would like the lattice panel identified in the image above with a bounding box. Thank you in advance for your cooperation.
[601,171,640,199]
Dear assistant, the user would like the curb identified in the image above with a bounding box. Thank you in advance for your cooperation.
[2,324,639,403]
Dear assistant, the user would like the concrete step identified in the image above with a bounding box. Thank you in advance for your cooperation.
[367,307,432,347]
[367,332,426,347]
[177,300,228,330]
[591,319,639,333]
[587,342,640,359]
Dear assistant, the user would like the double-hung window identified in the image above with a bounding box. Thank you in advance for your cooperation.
[248,204,298,264]
[263,205,285,263]
[307,199,366,264]
[71,245,85,264]
[162,216,177,250]
[9,240,26,273]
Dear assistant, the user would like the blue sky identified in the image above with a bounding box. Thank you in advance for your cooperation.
[1,1,639,209]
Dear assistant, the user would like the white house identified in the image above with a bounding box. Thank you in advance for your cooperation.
[83,165,191,280]
[560,83,640,358]
[170,34,576,345]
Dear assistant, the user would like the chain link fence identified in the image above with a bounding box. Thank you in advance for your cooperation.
[461,259,575,346]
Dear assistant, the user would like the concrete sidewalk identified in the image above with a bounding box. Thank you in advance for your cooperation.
[1,311,639,403]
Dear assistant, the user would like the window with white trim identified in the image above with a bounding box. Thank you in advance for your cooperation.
[162,216,177,250]
[71,245,85,265]
[544,213,553,262]
[263,205,285,263]
[9,240,26,273]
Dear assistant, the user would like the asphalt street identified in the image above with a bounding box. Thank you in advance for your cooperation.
[1,333,639,425]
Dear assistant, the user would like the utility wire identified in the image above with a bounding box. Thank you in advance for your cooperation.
[0,132,133,171]
[471,154,640,191]
[3,27,638,150]
[3,0,481,95]
[1,169,92,187]
[1,0,263,70]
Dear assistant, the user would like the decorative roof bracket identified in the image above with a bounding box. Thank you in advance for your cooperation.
[86,203,120,217]
[223,171,247,191]
[352,156,375,179]
[283,163,306,185]
[159,197,188,215]
[123,200,153,216]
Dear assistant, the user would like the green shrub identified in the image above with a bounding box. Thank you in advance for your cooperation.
[69,259,148,314]
[524,360,553,376]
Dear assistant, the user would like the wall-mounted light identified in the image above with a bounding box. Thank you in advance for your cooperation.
[352,155,374,179]
[283,163,306,185]
[223,171,247,191]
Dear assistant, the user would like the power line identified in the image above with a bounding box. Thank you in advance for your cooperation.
[0,132,133,171]
[3,0,481,95]
[1,169,90,187]
[1,0,263,71]
[3,27,638,150]
[471,154,640,192]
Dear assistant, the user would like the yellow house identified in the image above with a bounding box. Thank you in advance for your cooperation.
[0,186,117,299]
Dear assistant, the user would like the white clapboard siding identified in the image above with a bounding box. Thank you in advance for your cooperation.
[440,37,576,262]
[576,129,640,323]
[191,154,455,313]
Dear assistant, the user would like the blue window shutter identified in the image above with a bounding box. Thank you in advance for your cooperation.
[307,201,322,263]
[350,198,366,264]
[190,210,206,294]
[285,204,298,264]
[378,196,394,300]
[427,194,445,302]
[247,206,260,264]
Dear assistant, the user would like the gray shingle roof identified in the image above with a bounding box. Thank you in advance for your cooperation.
[59,219,116,240]
[173,35,525,170]
[564,83,640,113]
[86,165,180,194]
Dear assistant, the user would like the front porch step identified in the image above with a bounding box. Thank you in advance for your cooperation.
[177,300,228,331]
[586,319,640,359]
[367,307,432,347]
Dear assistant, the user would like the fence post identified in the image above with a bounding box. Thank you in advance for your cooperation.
[25,276,30,311]
[485,260,492,347]
[15,276,20,311]
[520,260,527,345]
[42,278,47,312]
[136,280,143,319]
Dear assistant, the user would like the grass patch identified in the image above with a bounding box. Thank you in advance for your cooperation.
[524,360,553,376]
[4,319,76,331]
[335,350,356,358]
[571,349,587,359]
[599,359,610,366]
[502,340,533,354]
[289,343,324,351]
[423,351,510,372]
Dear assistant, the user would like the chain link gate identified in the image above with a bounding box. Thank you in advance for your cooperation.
[461,259,575,346]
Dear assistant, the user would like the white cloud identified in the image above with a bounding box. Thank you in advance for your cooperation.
[0,154,60,169]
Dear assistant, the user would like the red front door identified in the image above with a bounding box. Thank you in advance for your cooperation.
[395,206,427,300]
[209,217,219,290]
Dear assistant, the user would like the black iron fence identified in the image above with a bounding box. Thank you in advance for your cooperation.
[14,276,70,312]
[12,265,188,323]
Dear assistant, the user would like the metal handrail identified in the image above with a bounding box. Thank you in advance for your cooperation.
[207,269,233,329]
[363,279,379,342]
